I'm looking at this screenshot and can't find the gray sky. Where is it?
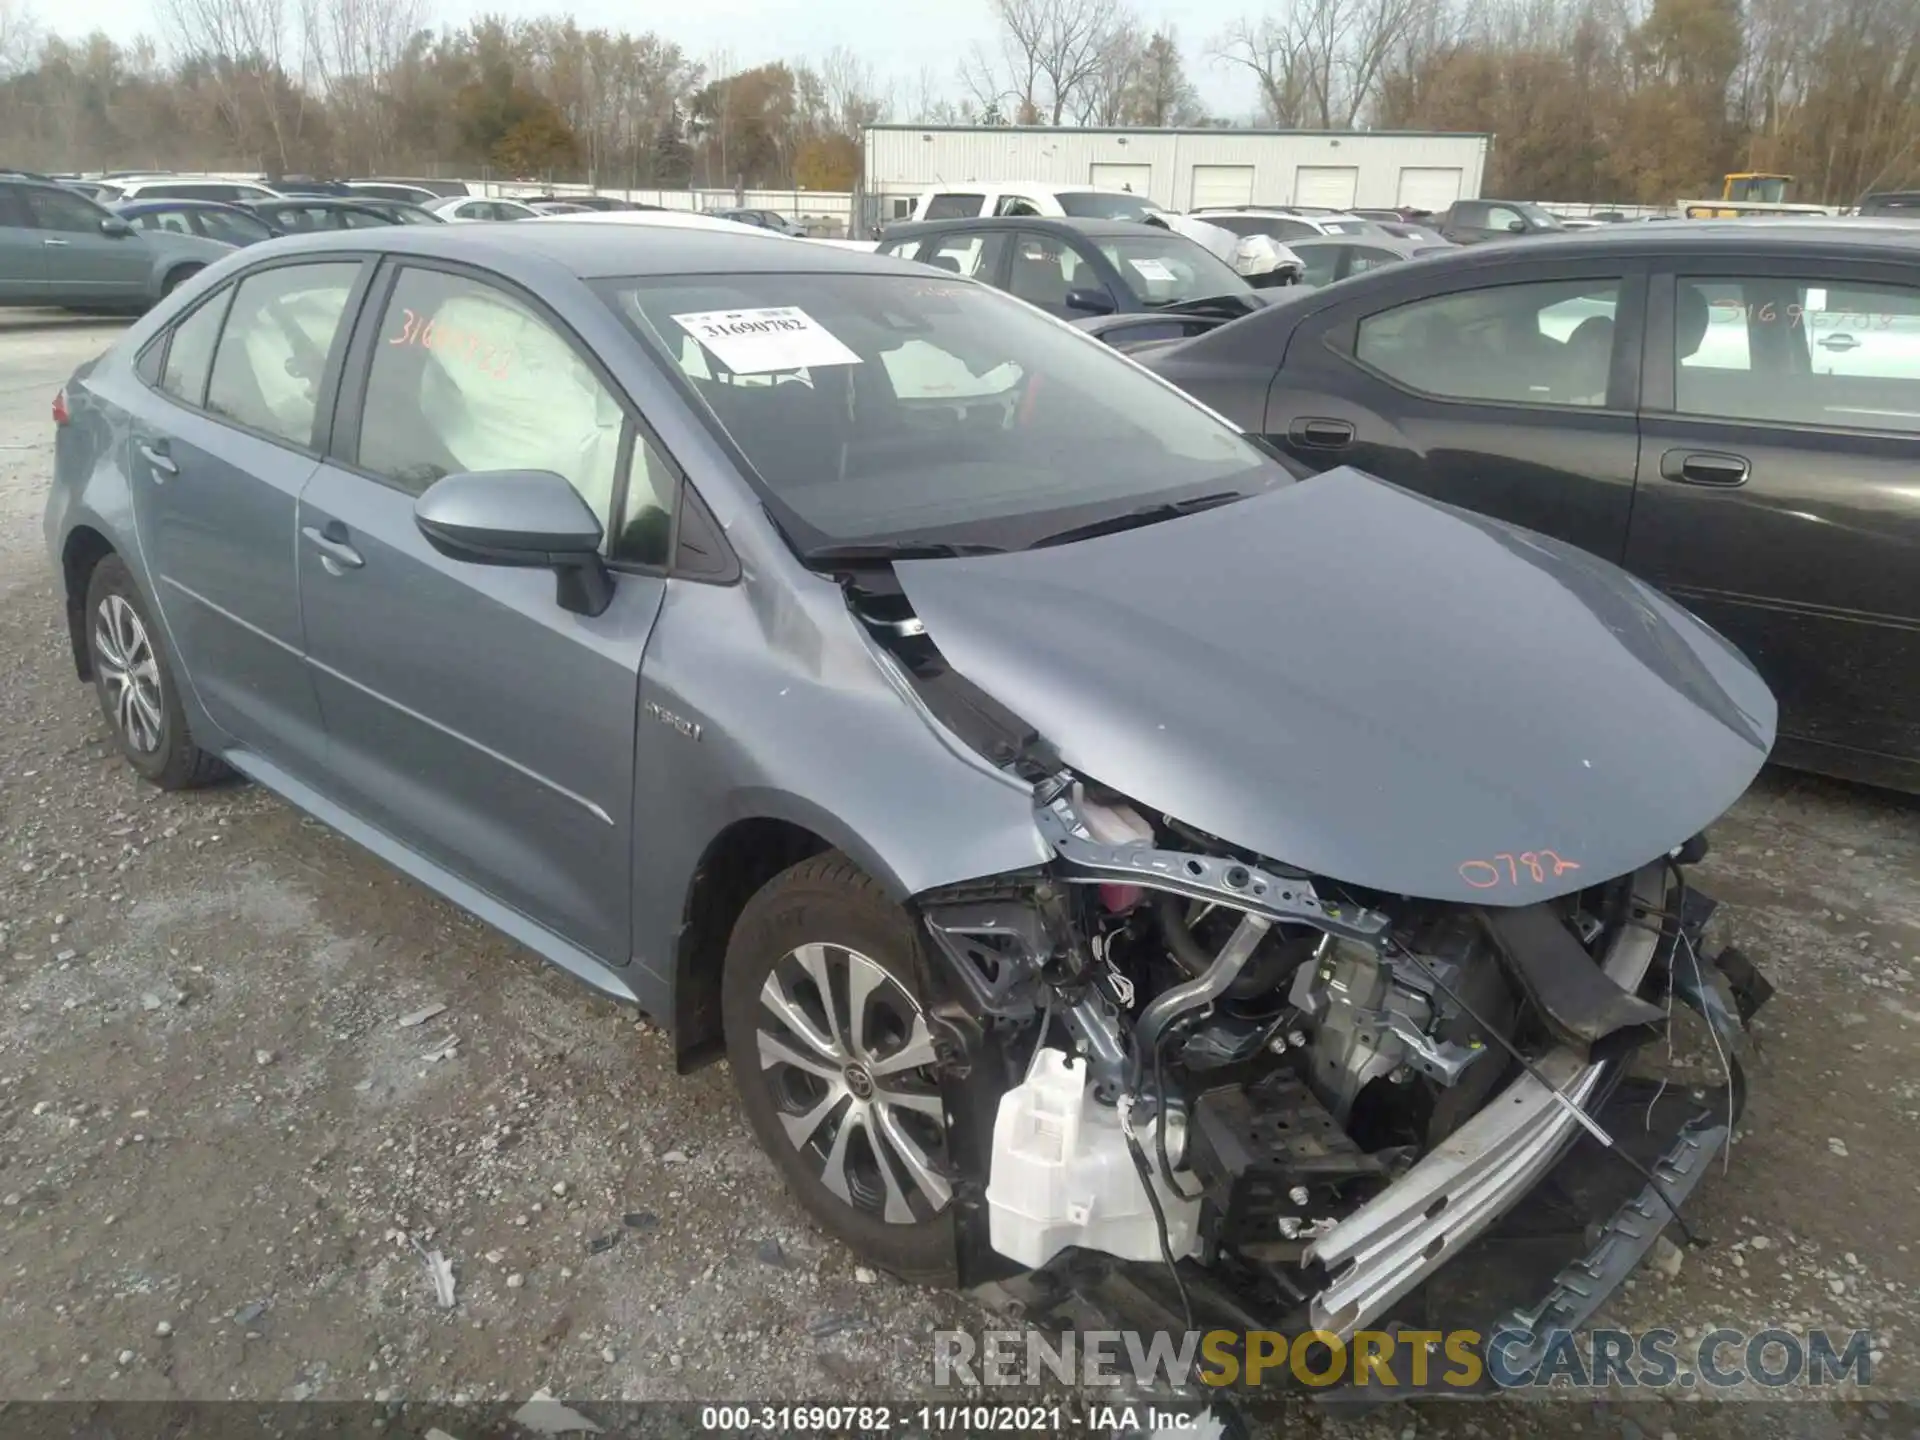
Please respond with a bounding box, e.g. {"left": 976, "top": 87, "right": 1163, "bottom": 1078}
{"left": 40, "top": 0, "right": 1266, "bottom": 118}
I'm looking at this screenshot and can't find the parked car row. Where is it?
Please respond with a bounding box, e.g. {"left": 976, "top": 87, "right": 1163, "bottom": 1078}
{"left": 3, "top": 170, "right": 786, "bottom": 311}
{"left": 1096, "top": 221, "right": 1920, "bottom": 792}
{"left": 2, "top": 171, "right": 233, "bottom": 309}
{"left": 877, "top": 183, "right": 1917, "bottom": 789}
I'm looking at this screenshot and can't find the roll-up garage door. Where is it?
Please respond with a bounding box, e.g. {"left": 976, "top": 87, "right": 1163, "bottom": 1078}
{"left": 1294, "top": 166, "right": 1358, "bottom": 209}
{"left": 1397, "top": 167, "right": 1464, "bottom": 212}
{"left": 1190, "top": 165, "right": 1255, "bottom": 210}
{"left": 1089, "top": 163, "right": 1152, "bottom": 195}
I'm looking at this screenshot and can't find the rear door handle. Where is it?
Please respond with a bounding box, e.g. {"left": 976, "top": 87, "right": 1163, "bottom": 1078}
{"left": 1817, "top": 333, "right": 1860, "bottom": 352}
{"left": 1662, "top": 450, "right": 1750, "bottom": 487}
{"left": 302, "top": 523, "right": 364, "bottom": 572}
{"left": 138, "top": 442, "right": 177, "bottom": 477}
{"left": 1288, "top": 417, "right": 1356, "bottom": 449}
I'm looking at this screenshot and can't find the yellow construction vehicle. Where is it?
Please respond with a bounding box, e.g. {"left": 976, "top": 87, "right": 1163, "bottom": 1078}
{"left": 1680, "top": 173, "right": 1832, "bottom": 219}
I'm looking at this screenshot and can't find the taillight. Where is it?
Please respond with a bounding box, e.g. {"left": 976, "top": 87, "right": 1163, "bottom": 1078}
{"left": 52, "top": 387, "right": 69, "bottom": 427}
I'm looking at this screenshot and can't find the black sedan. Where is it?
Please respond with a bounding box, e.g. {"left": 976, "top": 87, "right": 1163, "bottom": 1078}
{"left": 245, "top": 196, "right": 444, "bottom": 232}
{"left": 876, "top": 216, "right": 1265, "bottom": 328}
{"left": 114, "top": 198, "right": 282, "bottom": 247}
{"left": 1118, "top": 223, "right": 1920, "bottom": 792}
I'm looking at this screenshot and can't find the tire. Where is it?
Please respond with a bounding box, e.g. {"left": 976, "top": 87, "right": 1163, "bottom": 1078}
{"left": 159, "top": 265, "right": 201, "bottom": 300}
{"left": 723, "top": 853, "right": 958, "bottom": 1283}
{"left": 83, "top": 555, "right": 227, "bottom": 790}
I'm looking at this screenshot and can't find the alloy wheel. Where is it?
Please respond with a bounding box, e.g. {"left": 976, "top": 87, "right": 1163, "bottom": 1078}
{"left": 755, "top": 943, "right": 952, "bottom": 1224}
{"left": 94, "top": 594, "right": 165, "bottom": 754}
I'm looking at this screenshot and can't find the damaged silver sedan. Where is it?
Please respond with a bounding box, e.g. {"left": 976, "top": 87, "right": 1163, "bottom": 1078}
{"left": 46, "top": 225, "right": 1776, "bottom": 1382}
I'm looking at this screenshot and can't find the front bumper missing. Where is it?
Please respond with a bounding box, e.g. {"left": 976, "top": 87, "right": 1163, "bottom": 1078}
{"left": 974, "top": 868, "right": 1768, "bottom": 1398}
{"left": 1302, "top": 866, "right": 1668, "bottom": 1339}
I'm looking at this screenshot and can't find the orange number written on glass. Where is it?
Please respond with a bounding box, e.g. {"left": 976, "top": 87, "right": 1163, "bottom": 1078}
{"left": 387, "top": 307, "right": 511, "bottom": 380}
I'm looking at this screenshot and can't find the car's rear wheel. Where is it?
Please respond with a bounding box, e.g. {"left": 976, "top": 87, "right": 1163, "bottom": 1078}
{"left": 159, "top": 265, "right": 201, "bottom": 299}
{"left": 723, "top": 854, "right": 958, "bottom": 1282}
{"left": 84, "top": 556, "right": 226, "bottom": 790}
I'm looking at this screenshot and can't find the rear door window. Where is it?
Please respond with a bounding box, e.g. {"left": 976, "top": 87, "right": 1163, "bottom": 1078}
{"left": 132, "top": 209, "right": 196, "bottom": 237}
{"left": 1357, "top": 278, "right": 1623, "bottom": 406}
{"left": 1346, "top": 245, "right": 1402, "bottom": 276}
{"left": 195, "top": 208, "right": 274, "bottom": 245}
{"left": 205, "top": 262, "right": 361, "bottom": 446}
{"left": 923, "top": 192, "right": 985, "bottom": 220}
{"left": 1675, "top": 275, "right": 1920, "bottom": 433}
{"left": 1294, "top": 244, "right": 1342, "bottom": 287}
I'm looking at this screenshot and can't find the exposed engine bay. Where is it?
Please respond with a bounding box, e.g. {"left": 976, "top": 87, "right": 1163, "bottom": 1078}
{"left": 832, "top": 482, "right": 1778, "bottom": 1384}
{"left": 915, "top": 780, "right": 1769, "bottom": 1359}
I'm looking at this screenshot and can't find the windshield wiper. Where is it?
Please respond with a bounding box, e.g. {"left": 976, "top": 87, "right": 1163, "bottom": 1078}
{"left": 1029, "top": 490, "right": 1247, "bottom": 549}
{"left": 801, "top": 539, "right": 1008, "bottom": 566}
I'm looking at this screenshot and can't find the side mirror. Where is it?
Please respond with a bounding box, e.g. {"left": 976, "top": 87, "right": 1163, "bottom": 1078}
{"left": 1506, "top": 219, "right": 1528, "bottom": 233}
{"left": 414, "top": 470, "right": 614, "bottom": 616}
{"left": 1065, "top": 287, "right": 1116, "bottom": 316}
{"left": 100, "top": 216, "right": 134, "bottom": 237}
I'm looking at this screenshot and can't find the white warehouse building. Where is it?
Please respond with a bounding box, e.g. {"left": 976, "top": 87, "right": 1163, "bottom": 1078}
{"left": 861, "top": 124, "right": 1490, "bottom": 219}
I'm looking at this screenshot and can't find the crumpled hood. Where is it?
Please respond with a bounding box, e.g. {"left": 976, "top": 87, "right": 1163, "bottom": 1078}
{"left": 894, "top": 471, "right": 1776, "bottom": 906}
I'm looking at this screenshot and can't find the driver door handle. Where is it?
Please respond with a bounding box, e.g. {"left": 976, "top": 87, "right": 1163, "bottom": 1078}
{"left": 43, "top": 238, "right": 70, "bottom": 248}
{"left": 138, "top": 442, "right": 177, "bottom": 477}
{"left": 1288, "top": 417, "right": 1355, "bottom": 449}
{"left": 302, "top": 522, "right": 364, "bottom": 572}
{"left": 1662, "top": 449, "right": 1751, "bottom": 487}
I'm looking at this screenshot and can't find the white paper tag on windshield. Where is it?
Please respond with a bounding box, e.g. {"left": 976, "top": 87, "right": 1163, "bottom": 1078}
{"left": 671, "top": 307, "right": 862, "bottom": 374}
{"left": 1128, "top": 258, "right": 1176, "bottom": 282}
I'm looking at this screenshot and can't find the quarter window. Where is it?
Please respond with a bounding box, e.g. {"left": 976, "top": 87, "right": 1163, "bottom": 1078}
{"left": 356, "top": 267, "right": 663, "bottom": 548}
{"left": 160, "top": 288, "right": 233, "bottom": 407}
{"left": 1356, "top": 279, "right": 1622, "bottom": 407}
{"left": 1675, "top": 276, "right": 1920, "bottom": 433}
{"left": 205, "top": 262, "right": 360, "bottom": 446}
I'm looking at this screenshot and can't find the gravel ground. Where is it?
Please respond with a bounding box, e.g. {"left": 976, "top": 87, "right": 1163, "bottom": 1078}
{"left": 1, "top": 312, "right": 1916, "bottom": 1436}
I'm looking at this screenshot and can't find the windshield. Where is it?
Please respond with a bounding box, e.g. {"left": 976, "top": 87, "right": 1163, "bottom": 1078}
{"left": 1057, "top": 191, "right": 1159, "bottom": 221}
{"left": 1093, "top": 233, "right": 1250, "bottom": 305}
{"left": 1515, "top": 203, "right": 1565, "bottom": 228}
{"left": 597, "top": 272, "right": 1287, "bottom": 551}
{"left": 1318, "top": 218, "right": 1373, "bottom": 234}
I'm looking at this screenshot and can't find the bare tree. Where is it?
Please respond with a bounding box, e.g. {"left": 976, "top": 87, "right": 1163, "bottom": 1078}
{"left": 817, "top": 44, "right": 890, "bottom": 134}
{"left": 1217, "top": 12, "right": 1315, "bottom": 124}
{"left": 0, "top": 0, "right": 41, "bottom": 77}
{"left": 159, "top": 0, "right": 308, "bottom": 168}
{"left": 302, "top": 0, "right": 427, "bottom": 169}
{"left": 1220, "top": 0, "right": 1436, "bottom": 128}
{"left": 963, "top": 0, "right": 1138, "bottom": 124}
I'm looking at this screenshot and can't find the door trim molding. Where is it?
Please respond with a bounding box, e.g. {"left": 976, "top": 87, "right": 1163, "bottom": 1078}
{"left": 305, "top": 655, "right": 617, "bottom": 826}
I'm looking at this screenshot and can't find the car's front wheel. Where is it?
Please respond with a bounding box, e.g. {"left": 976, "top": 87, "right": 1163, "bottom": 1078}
{"left": 84, "top": 555, "right": 226, "bottom": 789}
{"left": 723, "top": 854, "right": 958, "bottom": 1282}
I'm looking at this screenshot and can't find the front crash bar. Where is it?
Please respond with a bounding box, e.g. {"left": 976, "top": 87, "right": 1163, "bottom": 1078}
{"left": 1033, "top": 794, "right": 1389, "bottom": 944}
{"left": 1303, "top": 865, "right": 1668, "bottom": 1338}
